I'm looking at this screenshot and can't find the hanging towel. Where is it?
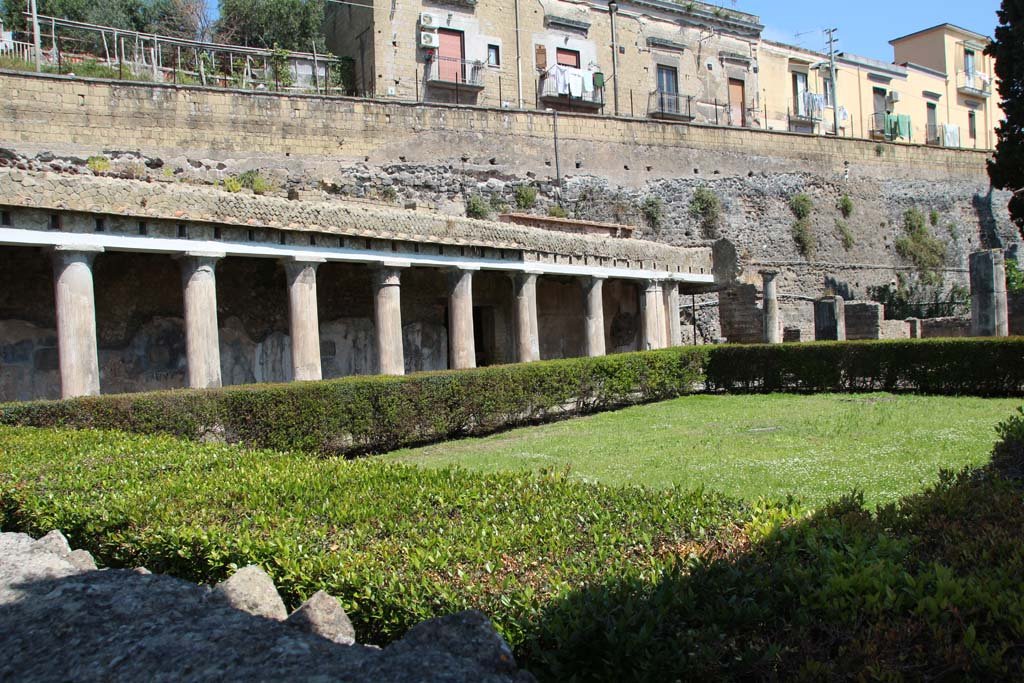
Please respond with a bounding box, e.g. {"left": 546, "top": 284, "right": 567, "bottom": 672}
{"left": 942, "top": 123, "right": 960, "bottom": 148}
{"left": 884, "top": 113, "right": 898, "bottom": 139}
{"left": 552, "top": 65, "right": 569, "bottom": 95}
{"left": 567, "top": 70, "right": 585, "bottom": 98}
{"left": 896, "top": 114, "right": 912, "bottom": 140}
{"left": 838, "top": 106, "right": 849, "bottom": 122}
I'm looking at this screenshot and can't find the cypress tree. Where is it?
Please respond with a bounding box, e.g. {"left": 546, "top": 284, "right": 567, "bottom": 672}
{"left": 987, "top": 0, "right": 1024, "bottom": 237}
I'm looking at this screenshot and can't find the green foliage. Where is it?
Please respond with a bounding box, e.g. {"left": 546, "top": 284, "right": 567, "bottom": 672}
{"left": 332, "top": 55, "right": 357, "bottom": 94}
{"left": 3, "top": 403, "right": 1024, "bottom": 680}
{"left": 546, "top": 205, "right": 568, "bottom": 218}
{"left": 268, "top": 44, "right": 294, "bottom": 88}
{"left": 929, "top": 208, "right": 940, "bottom": 226}
{"left": 465, "top": 194, "right": 490, "bottom": 219}
{"left": 789, "top": 192, "right": 813, "bottom": 219}
{"left": 837, "top": 193, "right": 854, "bottom": 218}
{"left": 379, "top": 186, "right": 398, "bottom": 202}
{"left": 1007, "top": 258, "right": 1024, "bottom": 293}
{"left": 688, "top": 186, "right": 722, "bottom": 238}
{"left": 791, "top": 216, "right": 816, "bottom": 257}
{"left": 222, "top": 176, "right": 243, "bottom": 192}
{"left": 704, "top": 338, "right": 1024, "bottom": 396}
{"left": 895, "top": 208, "right": 947, "bottom": 283}
{"left": 869, "top": 275, "right": 970, "bottom": 319}
{"left": 4, "top": 341, "right": 1024, "bottom": 460}
{"left": 641, "top": 195, "right": 665, "bottom": 234}
{"left": 514, "top": 185, "right": 537, "bottom": 210}
{"left": 836, "top": 219, "right": 854, "bottom": 250}
{"left": 86, "top": 156, "right": 110, "bottom": 173}
{"left": 232, "top": 169, "right": 274, "bottom": 195}
{"left": 216, "top": 0, "right": 327, "bottom": 52}
{"left": 986, "top": 1, "right": 1024, "bottom": 237}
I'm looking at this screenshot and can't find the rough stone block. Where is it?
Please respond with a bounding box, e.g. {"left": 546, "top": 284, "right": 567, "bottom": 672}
{"left": 287, "top": 590, "right": 356, "bottom": 645}
{"left": 213, "top": 565, "right": 288, "bottom": 621}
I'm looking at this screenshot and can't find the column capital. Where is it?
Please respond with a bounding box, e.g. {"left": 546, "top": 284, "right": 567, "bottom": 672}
{"left": 52, "top": 244, "right": 103, "bottom": 267}
{"left": 758, "top": 269, "right": 779, "bottom": 280}
{"left": 283, "top": 255, "right": 327, "bottom": 265}
{"left": 372, "top": 266, "right": 404, "bottom": 288}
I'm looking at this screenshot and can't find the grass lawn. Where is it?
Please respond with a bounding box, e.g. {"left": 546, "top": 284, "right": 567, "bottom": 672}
{"left": 388, "top": 392, "right": 1021, "bottom": 506}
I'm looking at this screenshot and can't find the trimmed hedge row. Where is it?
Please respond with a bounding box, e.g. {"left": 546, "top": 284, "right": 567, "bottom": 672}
{"left": 2, "top": 338, "right": 1022, "bottom": 454}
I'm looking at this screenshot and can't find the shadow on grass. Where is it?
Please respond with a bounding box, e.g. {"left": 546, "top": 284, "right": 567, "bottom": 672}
{"left": 520, "top": 434, "right": 1024, "bottom": 681}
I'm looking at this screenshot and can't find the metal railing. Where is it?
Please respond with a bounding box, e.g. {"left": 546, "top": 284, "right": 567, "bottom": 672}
{"left": 538, "top": 71, "right": 604, "bottom": 106}
{"left": 957, "top": 70, "right": 992, "bottom": 97}
{"left": 925, "top": 123, "right": 942, "bottom": 146}
{"left": 424, "top": 56, "right": 484, "bottom": 87}
{"left": 647, "top": 90, "right": 693, "bottom": 120}
{"left": 869, "top": 112, "right": 892, "bottom": 140}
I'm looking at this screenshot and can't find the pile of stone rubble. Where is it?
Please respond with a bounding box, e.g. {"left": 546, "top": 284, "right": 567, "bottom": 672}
{"left": 0, "top": 529, "right": 534, "bottom": 682}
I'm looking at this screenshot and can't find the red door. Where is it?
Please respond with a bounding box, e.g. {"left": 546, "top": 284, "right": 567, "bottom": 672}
{"left": 729, "top": 79, "right": 745, "bottom": 127}
{"left": 438, "top": 29, "right": 464, "bottom": 82}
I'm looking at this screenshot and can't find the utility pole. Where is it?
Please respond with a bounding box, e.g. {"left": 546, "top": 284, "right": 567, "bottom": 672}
{"left": 825, "top": 28, "right": 839, "bottom": 137}
{"left": 608, "top": 0, "right": 620, "bottom": 116}
{"left": 29, "top": 0, "right": 42, "bottom": 72}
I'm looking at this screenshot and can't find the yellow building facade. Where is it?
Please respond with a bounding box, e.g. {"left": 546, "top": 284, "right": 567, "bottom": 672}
{"left": 325, "top": 3, "right": 1002, "bottom": 151}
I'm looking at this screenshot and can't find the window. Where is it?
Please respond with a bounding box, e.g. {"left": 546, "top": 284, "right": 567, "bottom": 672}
{"left": 1, "top": 210, "right": 10, "bottom": 226}
{"left": 48, "top": 214, "right": 61, "bottom": 231}
{"left": 964, "top": 49, "right": 976, "bottom": 76}
{"left": 138, "top": 221, "right": 147, "bottom": 235}
{"left": 792, "top": 72, "right": 808, "bottom": 116}
{"left": 94, "top": 217, "right": 105, "bottom": 232}
{"left": 656, "top": 64, "right": 678, "bottom": 95}
{"left": 556, "top": 48, "right": 580, "bottom": 68}
{"left": 823, "top": 77, "right": 835, "bottom": 108}
{"left": 178, "top": 223, "right": 188, "bottom": 238}
{"left": 968, "top": 111, "right": 977, "bottom": 140}
{"left": 487, "top": 44, "right": 500, "bottom": 67}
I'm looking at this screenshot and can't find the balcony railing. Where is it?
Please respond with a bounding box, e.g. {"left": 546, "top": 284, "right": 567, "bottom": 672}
{"left": 957, "top": 71, "right": 992, "bottom": 98}
{"left": 925, "top": 123, "right": 942, "bottom": 146}
{"left": 538, "top": 69, "right": 604, "bottom": 109}
{"left": 0, "top": 40, "right": 35, "bottom": 64}
{"left": 647, "top": 90, "right": 694, "bottom": 121}
{"left": 869, "top": 112, "right": 892, "bottom": 141}
{"left": 425, "top": 56, "right": 485, "bottom": 90}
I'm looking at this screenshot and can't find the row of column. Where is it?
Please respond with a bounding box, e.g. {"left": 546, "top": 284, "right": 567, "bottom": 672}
{"left": 50, "top": 247, "right": 686, "bottom": 399}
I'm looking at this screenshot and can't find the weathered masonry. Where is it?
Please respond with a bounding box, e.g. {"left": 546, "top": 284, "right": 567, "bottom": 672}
{"left": 0, "top": 170, "right": 726, "bottom": 401}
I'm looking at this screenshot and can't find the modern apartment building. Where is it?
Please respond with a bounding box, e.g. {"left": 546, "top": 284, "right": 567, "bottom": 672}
{"left": 324, "top": 2, "right": 1002, "bottom": 149}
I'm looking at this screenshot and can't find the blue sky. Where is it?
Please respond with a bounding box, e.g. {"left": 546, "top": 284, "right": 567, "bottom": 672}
{"left": 724, "top": 1, "right": 1002, "bottom": 62}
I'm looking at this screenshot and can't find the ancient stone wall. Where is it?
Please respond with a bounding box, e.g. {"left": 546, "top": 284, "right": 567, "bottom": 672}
{"left": 0, "top": 70, "right": 1018, "bottom": 346}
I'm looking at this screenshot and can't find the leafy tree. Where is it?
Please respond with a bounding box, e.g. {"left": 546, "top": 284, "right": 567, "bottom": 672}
{"left": 987, "top": 0, "right": 1024, "bottom": 237}
{"left": 1, "top": 0, "right": 207, "bottom": 40}
{"left": 215, "top": 0, "right": 325, "bottom": 51}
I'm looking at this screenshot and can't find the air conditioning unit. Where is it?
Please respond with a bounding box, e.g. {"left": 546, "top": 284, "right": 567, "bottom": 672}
{"left": 464, "top": 0, "right": 478, "bottom": 5}
{"left": 420, "top": 31, "right": 439, "bottom": 48}
{"left": 887, "top": 91, "right": 902, "bottom": 103}
{"left": 419, "top": 12, "right": 438, "bottom": 28}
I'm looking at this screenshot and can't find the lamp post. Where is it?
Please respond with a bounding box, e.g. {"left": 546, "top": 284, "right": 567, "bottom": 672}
{"left": 608, "top": 0, "right": 620, "bottom": 116}
{"left": 30, "top": 0, "right": 42, "bottom": 73}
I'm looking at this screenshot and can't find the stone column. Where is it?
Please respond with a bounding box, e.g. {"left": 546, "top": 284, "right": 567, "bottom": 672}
{"left": 373, "top": 265, "right": 405, "bottom": 375}
{"left": 970, "top": 249, "right": 1009, "bottom": 337}
{"left": 663, "top": 281, "right": 682, "bottom": 347}
{"left": 640, "top": 279, "right": 665, "bottom": 350}
{"left": 284, "top": 257, "right": 324, "bottom": 381}
{"left": 52, "top": 246, "right": 103, "bottom": 399}
{"left": 447, "top": 267, "right": 477, "bottom": 370}
{"left": 179, "top": 252, "right": 224, "bottom": 389}
{"left": 511, "top": 271, "right": 540, "bottom": 363}
{"left": 581, "top": 275, "right": 606, "bottom": 357}
{"left": 813, "top": 295, "right": 846, "bottom": 341}
{"left": 761, "top": 270, "right": 781, "bottom": 344}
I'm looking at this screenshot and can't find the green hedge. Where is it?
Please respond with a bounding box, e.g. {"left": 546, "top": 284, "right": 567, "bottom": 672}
{"left": 2, "top": 339, "right": 1022, "bottom": 454}
{"left": 2, "top": 414, "right": 1023, "bottom": 680}
{"left": 0, "top": 348, "right": 708, "bottom": 454}
{"left": 705, "top": 338, "right": 1024, "bottom": 395}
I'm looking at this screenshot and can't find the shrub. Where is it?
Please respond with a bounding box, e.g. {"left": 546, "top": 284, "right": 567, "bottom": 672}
{"left": 514, "top": 185, "right": 537, "bottom": 210}
{"left": 791, "top": 217, "right": 816, "bottom": 257}
{"left": 3, "top": 340, "right": 1023, "bottom": 457}
{"left": 836, "top": 219, "right": 855, "bottom": 250}
{"left": 789, "top": 193, "right": 813, "bottom": 219}
{"left": 222, "top": 176, "right": 243, "bottom": 193}
{"left": 465, "top": 194, "right": 490, "bottom": 219}
{"left": 895, "top": 208, "right": 946, "bottom": 283}
{"left": 547, "top": 205, "right": 568, "bottom": 218}
{"left": 86, "top": 156, "right": 110, "bottom": 174}
{"left": 641, "top": 195, "right": 665, "bottom": 234}
{"left": 689, "top": 186, "right": 722, "bottom": 238}
{"left": 837, "top": 194, "right": 854, "bottom": 218}
{"left": 1007, "top": 258, "right": 1024, "bottom": 293}
{"left": 235, "top": 170, "right": 275, "bottom": 195}
{"left": 3, "top": 401, "right": 1023, "bottom": 680}
{"left": 929, "top": 209, "right": 940, "bottom": 226}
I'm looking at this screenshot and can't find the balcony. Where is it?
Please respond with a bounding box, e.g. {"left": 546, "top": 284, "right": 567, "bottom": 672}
{"left": 957, "top": 71, "right": 992, "bottom": 99}
{"left": 537, "top": 68, "right": 604, "bottom": 112}
{"left": 648, "top": 91, "right": 694, "bottom": 121}
{"left": 869, "top": 112, "right": 892, "bottom": 141}
{"left": 425, "top": 56, "right": 485, "bottom": 92}
{"left": 925, "top": 123, "right": 942, "bottom": 146}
